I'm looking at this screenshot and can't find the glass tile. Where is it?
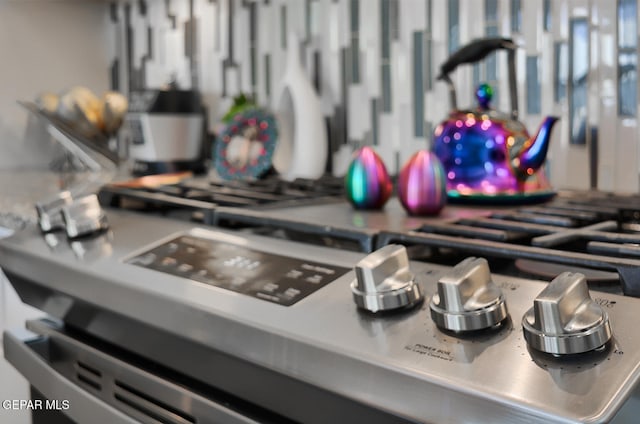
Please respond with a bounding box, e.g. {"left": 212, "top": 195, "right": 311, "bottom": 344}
{"left": 381, "top": 0, "right": 390, "bottom": 59}
{"left": 543, "top": 0, "right": 551, "bottom": 31}
{"left": 554, "top": 42, "right": 568, "bottom": 103}
{"left": 618, "top": 52, "right": 637, "bottom": 116}
{"left": 448, "top": 0, "right": 459, "bottom": 53}
{"left": 382, "top": 63, "right": 392, "bottom": 112}
{"left": 526, "top": 56, "right": 541, "bottom": 114}
{"left": 569, "top": 18, "right": 589, "bottom": 145}
{"left": 473, "top": 63, "right": 481, "bottom": 90}
{"left": 485, "top": 0, "right": 498, "bottom": 21}
{"left": 391, "top": 0, "right": 400, "bottom": 40}
{"left": 425, "top": 38, "right": 433, "bottom": 91}
{"left": 371, "top": 98, "right": 379, "bottom": 145}
{"left": 511, "top": 0, "right": 521, "bottom": 33}
{"left": 264, "top": 54, "right": 271, "bottom": 99}
{"left": 351, "top": 0, "right": 359, "bottom": 32}
{"left": 413, "top": 31, "right": 425, "bottom": 137}
{"left": 618, "top": 0, "right": 637, "bottom": 116}
{"left": 618, "top": 0, "right": 637, "bottom": 49}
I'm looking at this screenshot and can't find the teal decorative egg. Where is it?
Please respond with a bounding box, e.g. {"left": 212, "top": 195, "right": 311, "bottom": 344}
{"left": 345, "top": 146, "right": 392, "bottom": 209}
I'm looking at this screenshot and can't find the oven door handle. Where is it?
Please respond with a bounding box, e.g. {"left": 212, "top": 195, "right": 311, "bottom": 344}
{"left": 3, "top": 328, "right": 138, "bottom": 424}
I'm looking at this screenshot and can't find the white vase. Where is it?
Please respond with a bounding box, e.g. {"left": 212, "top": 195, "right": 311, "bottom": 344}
{"left": 272, "top": 33, "right": 328, "bottom": 181}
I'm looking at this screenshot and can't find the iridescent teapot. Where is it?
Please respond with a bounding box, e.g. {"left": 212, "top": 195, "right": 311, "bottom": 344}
{"left": 432, "top": 38, "right": 558, "bottom": 201}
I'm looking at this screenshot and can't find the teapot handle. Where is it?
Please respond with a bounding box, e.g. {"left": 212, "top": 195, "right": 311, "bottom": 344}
{"left": 437, "top": 37, "right": 515, "bottom": 79}
{"left": 437, "top": 37, "right": 518, "bottom": 119}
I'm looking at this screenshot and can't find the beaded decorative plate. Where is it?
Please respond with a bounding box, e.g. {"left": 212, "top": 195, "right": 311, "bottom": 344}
{"left": 214, "top": 108, "right": 278, "bottom": 180}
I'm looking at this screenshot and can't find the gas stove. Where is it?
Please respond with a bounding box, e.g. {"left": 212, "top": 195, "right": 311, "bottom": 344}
{"left": 101, "top": 177, "right": 640, "bottom": 297}
{"left": 3, "top": 178, "right": 640, "bottom": 423}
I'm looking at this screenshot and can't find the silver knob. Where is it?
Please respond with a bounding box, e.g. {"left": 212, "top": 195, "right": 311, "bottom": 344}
{"left": 36, "top": 191, "right": 72, "bottom": 232}
{"left": 522, "top": 272, "right": 611, "bottom": 355}
{"left": 429, "top": 257, "right": 508, "bottom": 332}
{"left": 351, "top": 245, "right": 423, "bottom": 313}
{"left": 62, "top": 194, "right": 109, "bottom": 239}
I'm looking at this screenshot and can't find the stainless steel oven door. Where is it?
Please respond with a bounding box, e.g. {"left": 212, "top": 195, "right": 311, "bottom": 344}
{"left": 3, "top": 319, "right": 261, "bottom": 424}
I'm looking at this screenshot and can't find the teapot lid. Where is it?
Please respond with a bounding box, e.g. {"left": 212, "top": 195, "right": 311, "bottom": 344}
{"left": 451, "top": 83, "right": 523, "bottom": 130}
{"left": 476, "top": 83, "right": 493, "bottom": 109}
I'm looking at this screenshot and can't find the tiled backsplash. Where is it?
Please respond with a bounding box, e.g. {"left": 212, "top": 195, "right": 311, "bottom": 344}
{"left": 107, "top": 0, "right": 637, "bottom": 191}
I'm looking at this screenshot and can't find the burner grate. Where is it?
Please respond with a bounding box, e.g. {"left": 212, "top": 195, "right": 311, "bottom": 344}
{"left": 98, "top": 175, "right": 366, "bottom": 251}
{"left": 378, "top": 193, "right": 640, "bottom": 297}
{"left": 99, "top": 175, "right": 346, "bottom": 217}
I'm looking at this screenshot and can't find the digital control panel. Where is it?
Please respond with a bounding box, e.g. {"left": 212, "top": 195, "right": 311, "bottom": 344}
{"left": 127, "top": 235, "right": 349, "bottom": 306}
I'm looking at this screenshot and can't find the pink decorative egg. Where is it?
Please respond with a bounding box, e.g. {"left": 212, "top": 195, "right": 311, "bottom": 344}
{"left": 398, "top": 150, "right": 447, "bottom": 215}
{"left": 345, "top": 146, "right": 393, "bottom": 209}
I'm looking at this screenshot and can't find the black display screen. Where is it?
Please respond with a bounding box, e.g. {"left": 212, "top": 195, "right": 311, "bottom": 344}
{"left": 127, "top": 235, "right": 350, "bottom": 306}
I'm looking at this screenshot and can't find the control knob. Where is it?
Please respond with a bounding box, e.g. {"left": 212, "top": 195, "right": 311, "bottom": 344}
{"left": 36, "top": 191, "right": 72, "bottom": 232}
{"left": 351, "top": 245, "right": 423, "bottom": 313}
{"left": 62, "top": 194, "right": 109, "bottom": 239}
{"left": 522, "top": 272, "right": 611, "bottom": 355}
{"left": 429, "top": 257, "right": 508, "bottom": 332}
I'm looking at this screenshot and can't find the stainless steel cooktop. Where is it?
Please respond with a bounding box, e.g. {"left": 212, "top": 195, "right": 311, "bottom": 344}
{"left": 2, "top": 209, "right": 640, "bottom": 423}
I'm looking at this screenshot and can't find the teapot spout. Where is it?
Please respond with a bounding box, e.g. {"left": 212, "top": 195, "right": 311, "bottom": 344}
{"left": 514, "top": 116, "right": 559, "bottom": 177}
